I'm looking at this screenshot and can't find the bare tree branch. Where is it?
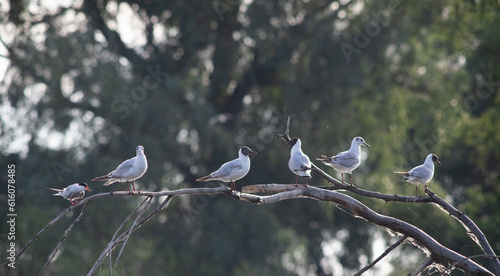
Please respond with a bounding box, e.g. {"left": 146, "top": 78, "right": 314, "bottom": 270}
{"left": 6, "top": 182, "right": 495, "bottom": 275}
{"left": 114, "top": 197, "right": 153, "bottom": 268}
{"left": 7, "top": 166, "right": 497, "bottom": 276}
{"left": 311, "top": 162, "right": 500, "bottom": 273}
{"left": 236, "top": 186, "right": 494, "bottom": 275}
{"left": 5, "top": 207, "right": 73, "bottom": 271}
{"left": 276, "top": 116, "right": 292, "bottom": 142}
{"left": 38, "top": 201, "right": 90, "bottom": 275}
{"left": 6, "top": 186, "right": 229, "bottom": 271}
{"left": 108, "top": 196, "right": 151, "bottom": 274}
{"left": 354, "top": 235, "right": 408, "bottom": 276}
{"left": 428, "top": 196, "right": 500, "bottom": 275}
{"left": 443, "top": 255, "right": 500, "bottom": 275}
{"left": 87, "top": 196, "right": 172, "bottom": 275}
{"left": 409, "top": 256, "right": 434, "bottom": 276}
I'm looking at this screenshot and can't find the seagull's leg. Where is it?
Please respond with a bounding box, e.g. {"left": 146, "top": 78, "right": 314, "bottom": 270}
{"left": 416, "top": 185, "right": 419, "bottom": 197}
{"left": 232, "top": 181, "right": 235, "bottom": 191}
{"left": 296, "top": 175, "right": 299, "bottom": 185}
{"left": 127, "top": 181, "right": 133, "bottom": 194}
{"left": 350, "top": 174, "right": 353, "bottom": 186}
{"left": 132, "top": 180, "right": 136, "bottom": 192}
{"left": 341, "top": 173, "right": 344, "bottom": 184}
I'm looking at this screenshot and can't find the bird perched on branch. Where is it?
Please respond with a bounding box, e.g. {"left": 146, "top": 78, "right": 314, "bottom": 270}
{"left": 47, "top": 182, "right": 92, "bottom": 205}
{"left": 394, "top": 153, "right": 442, "bottom": 196}
{"left": 197, "top": 146, "right": 257, "bottom": 191}
{"left": 285, "top": 137, "right": 312, "bottom": 185}
{"left": 92, "top": 145, "right": 148, "bottom": 193}
{"left": 317, "top": 136, "right": 370, "bottom": 186}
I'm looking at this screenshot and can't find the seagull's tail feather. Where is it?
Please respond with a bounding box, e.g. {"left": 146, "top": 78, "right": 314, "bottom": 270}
{"left": 298, "top": 169, "right": 312, "bottom": 179}
{"left": 393, "top": 172, "right": 410, "bottom": 179}
{"left": 102, "top": 179, "right": 119, "bottom": 186}
{"left": 46, "top": 187, "right": 63, "bottom": 196}
{"left": 316, "top": 155, "right": 331, "bottom": 162}
{"left": 196, "top": 175, "right": 212, "bottom": 182}
{"left": 92, "top": 175, "right": 110, "bottom": 181}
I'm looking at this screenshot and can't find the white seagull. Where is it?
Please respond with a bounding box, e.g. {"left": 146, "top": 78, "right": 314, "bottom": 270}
{"left": 47, "top": 182, "right": 92, "bottom": 205}
{"left": 394, "top": 153, "right": 442, "bottom": 196}
{"left": 92, "top": 145, "right": 148, "bottom": 193}
{"left": 317, "top": 136, "right": 370, "bottom": 186}
{"left": 285, "top": 137, "right": 312, "bottom": 185}
{"left": 197, "top": 146, "right": 257, "bottom": 191}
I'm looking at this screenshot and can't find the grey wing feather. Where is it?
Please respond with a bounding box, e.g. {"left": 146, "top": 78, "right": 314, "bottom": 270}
{"left": 335, "top": 152, "right": 358, "bottom": 167}
{"left": 111, "top": 158, "right": 135, "bottom": 177}
{"left": 408, "top": 165, "right": 429, "bottom": 178}
{"left": 291, "top": 154, "right": 311, "bottom": 171}
{"left": 212, "top": 161, "right": 242, "bottom": 178}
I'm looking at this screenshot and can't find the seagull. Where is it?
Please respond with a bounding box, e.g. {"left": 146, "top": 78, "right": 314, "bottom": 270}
{"left": 92, "top": 145, "right": 148, "bottom": 193}
{"left": 317, "top": 136, "right": 370, "bottom": 186}
{"left": 47, "top": 182, "right": 92, "bottom": 205}
{"left": 285, "top": 137, "right": 312, "bottom": 185}
{"left": 196, "top": 146, "right": 257, "bottom": 191}
{"left": 394, "top": 153, "right": 442, "bottom": 196}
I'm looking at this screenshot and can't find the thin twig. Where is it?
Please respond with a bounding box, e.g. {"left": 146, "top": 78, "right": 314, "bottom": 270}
{"left": 409, "top": 256, "right": 434, "bottom": 276}
{"left": 108, "top": 197, "right": 151, "bottom": 275}
{"left": 276, "top": 116, "right": 291, "bottom": 142}
{"left": 354, "top": 235, "right": 408, "bottom": 276}
{"left": 38, "top": 202, "right": 90, "bottom": 275}
{"left": 87, "top": 196, "right": 172, "bottom": 275}
{"left": 3, "top": 206, "right": 72, "bottom": 274}
{"left": 114, "top": 197, "right": 153, "bottom": 267}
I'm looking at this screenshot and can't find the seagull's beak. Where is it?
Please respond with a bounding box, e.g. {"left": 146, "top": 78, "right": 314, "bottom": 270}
{"left": 250, "top": 151, "right": 257, "bottom": 155}
{"left": 363, "top": 142, "right": 371, "bottom": 148}
{"left": 436, "top": 160, "right": 442, "bottom": 166}
{"left": 86, "top": 187, "right": 92, "bottom": 192}
{"left": 284, "top": 141, "right": 292, "bottom": 146}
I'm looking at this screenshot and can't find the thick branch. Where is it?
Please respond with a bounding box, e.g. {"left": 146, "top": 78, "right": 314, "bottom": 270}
{"left": 428, "top": 196, "right": 500, "bottom": 275}
{"left": 443, "top": 255, "right": 500, "bottom": 275}
{"left": 311, "top": 162, "right": 500, "bottom": 273}
{"left": 237, "top": 186, "right": 493, "bottom": 275}
{"left": 9, "top": 183, "right": 495, "bottom": 275}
